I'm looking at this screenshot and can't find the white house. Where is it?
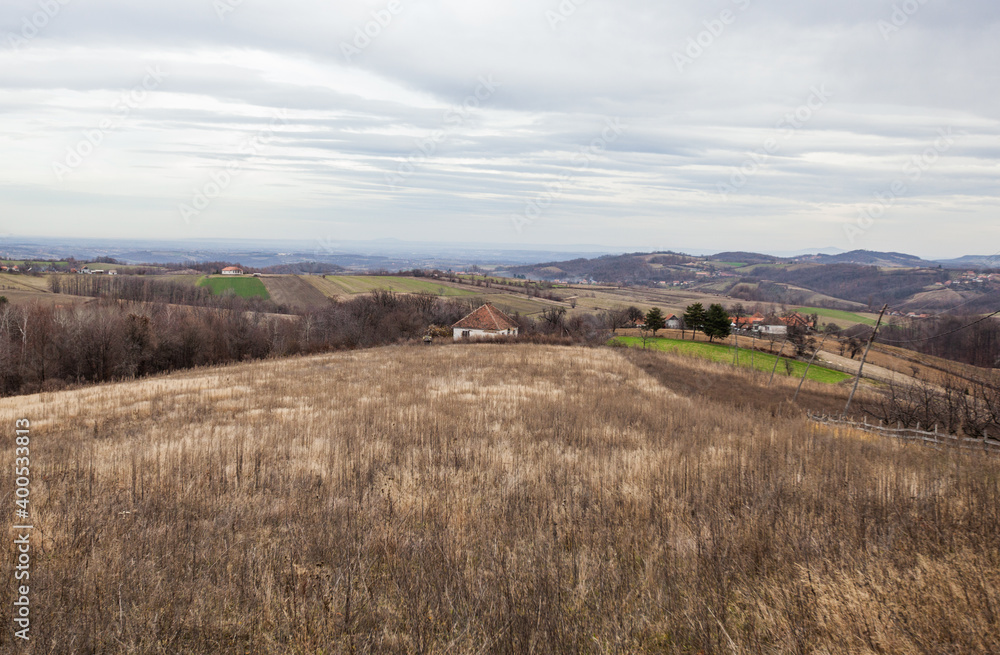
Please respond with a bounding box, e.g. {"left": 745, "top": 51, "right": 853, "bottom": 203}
{"left": 664, "top": 313, "right": 681, "bottom": 329}
{"left": 452, "top": 303, "right": 519, "bottom": 341}
{"left": 759, "top": 324, "right": 788, "bottom": 336}
{"left": 221, "top": 266, "right": 244, "bottom": 276}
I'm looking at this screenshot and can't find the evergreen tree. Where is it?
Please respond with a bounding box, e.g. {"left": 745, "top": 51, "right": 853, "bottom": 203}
{"left": 644, "top": 307, "right": 666, "bottom": 336}
{"left": 702, "top": 303, "right": 732, "bottom": 342}
{"left": 683, "top": 303, "right": 707, "bottom": 340}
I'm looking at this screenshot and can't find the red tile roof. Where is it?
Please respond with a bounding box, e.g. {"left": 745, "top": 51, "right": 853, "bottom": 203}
{"left": 780, "top": 313, "right": 815, "bottom": 328}
{"left": 453, "top": 303, "right": 519, "bottom": 331}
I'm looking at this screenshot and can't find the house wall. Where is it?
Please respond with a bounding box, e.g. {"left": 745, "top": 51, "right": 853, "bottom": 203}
{"left": 759, "top": 325, "right": 788, "bottom": 335}
{"left": 452, "top": 327, "right": 518, "bottom": 341}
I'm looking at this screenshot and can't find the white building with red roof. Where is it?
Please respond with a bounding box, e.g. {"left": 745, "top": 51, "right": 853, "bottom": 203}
{"left": 221, "top": 266, "right": 244, "bottom": 276}
{"left": 452, "top": 303, "right": 519, "bottom": 341}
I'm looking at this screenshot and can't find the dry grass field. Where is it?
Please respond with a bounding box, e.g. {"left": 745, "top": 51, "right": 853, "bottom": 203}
{"left": 2, "top": 345, "right": 999, "bottom": 653}
{"left": 0, "top": 274, "right": 92, "bottom": 307}
{"left": 0, "top": 289, "right": 92, "bottom": 308}
{"left": 259, "top": 276, "right": 332, "bottom": 310}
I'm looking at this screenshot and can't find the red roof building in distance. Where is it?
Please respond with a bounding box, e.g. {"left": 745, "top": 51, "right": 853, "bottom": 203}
{"left": 221, "top": 266, "right": 244, "bottom": 276}
{"left": 452, "top": 303, "right": 519, "bottom": 341}
{"left": 780, "top": 312, "right": 816, "bottom": 330}
{"left": 730, "top": 313, "right": 765, "bottom": 330}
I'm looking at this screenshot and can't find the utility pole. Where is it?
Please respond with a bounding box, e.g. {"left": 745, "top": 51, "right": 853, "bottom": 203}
{"left": 793, "top": 332, "right": 830, "bottom": 403}
{"left": 768, "top": 337, "right": 788, "bottom": 386}
{"left": 843, "top": 304, "right": 888, "bottom": 415}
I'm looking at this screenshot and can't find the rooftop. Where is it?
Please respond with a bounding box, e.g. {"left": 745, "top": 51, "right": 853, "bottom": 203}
{"left": 453, "top": 304, "right": 519, "bottom": 331}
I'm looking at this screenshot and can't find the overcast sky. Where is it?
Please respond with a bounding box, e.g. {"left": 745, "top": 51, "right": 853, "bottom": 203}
{"left": 1, "top": 0, "right": 998, "bottom": 258}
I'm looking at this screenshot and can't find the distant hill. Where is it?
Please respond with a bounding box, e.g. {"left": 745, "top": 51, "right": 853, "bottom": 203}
{"left": 507, "top": 252, "right": 699, "bottom": 285}
{"left": 709, "top": 252, "right": 785, "bottom": 265}
{"left": 794, "top": 250, "right": 936, "bottom": 268}
{"left": 935, "top": 255, "right": 1000, "bottom": 270}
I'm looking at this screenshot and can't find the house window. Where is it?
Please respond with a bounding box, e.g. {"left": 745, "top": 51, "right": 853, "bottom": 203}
{"left": 462, "top": 330, "right": 471, "bottom": 338}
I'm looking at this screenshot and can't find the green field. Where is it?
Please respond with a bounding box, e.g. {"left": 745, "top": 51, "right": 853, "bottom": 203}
{"left": 795, "top": 307, "right": 877, "bottom": 326}
{"left": 323, "top": 275, "right": 480, "bottom": 297}
{"left": 611, "top": 336, "right": 851, "bottom": 384}
{"left": 197, "top": 276, "right": 270, "bottom": 299}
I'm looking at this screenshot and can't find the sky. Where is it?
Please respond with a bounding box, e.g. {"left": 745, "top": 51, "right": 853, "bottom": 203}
{"left": 0, "top": 0, "right": 998, "bottom": 259}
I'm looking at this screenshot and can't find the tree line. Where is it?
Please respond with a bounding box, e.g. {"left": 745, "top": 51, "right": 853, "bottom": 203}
{"left": 50, "top": 274, "right": 288, "bottom": 314}
{"left": 0, "top": 289, "right": 610, "bottom": 398}
{"left": 862, "top": 376, "right": 1000, "bottom": 439}
{"left": 0, "top": 292, "right": 456, "bottom": 396}
{"left": 877, "top": 314, "right": 1000, "bottom": 368}
{"left": 603, "top": 303, "right": 733, "bottom": 342}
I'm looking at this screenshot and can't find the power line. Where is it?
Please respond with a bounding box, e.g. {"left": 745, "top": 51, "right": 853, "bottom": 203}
{"left": 877, "top": 309, "right": 1000, "bottom": 344}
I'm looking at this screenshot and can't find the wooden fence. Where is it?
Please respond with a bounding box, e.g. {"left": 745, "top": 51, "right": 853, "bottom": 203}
{"left": 807, "top": 413, "right": 1000, "bottom": 455}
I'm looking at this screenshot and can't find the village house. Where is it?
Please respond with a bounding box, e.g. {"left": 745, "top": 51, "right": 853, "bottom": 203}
{"left": 730, "top": 313, "right": 765, "bottom": 331}
{"left": 758, "top": 323, "right": 788, "bottom": 336}
{"left": 664, "top": 313, "right": 681, "bottom": 329}
{"left": 780, "top": 312, "right": 816, "bottom": 330}
{"left": 221, "top": 266, "right": 244, "bottom": 276}
{"left": 452, "top": 303, "right": 519, "bottom": 341}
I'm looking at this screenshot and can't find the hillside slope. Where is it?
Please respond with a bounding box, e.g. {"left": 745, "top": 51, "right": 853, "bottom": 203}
{"left": 1, "top": 345, "right": 998, "bottom": 653}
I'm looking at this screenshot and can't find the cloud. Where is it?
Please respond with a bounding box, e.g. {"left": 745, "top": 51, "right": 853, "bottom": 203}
{"left": 0, "top": 0, "right": 997, "bottom": 257}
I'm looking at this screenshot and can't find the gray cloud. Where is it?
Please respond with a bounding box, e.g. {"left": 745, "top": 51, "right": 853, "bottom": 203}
{"left": 0, "top": 0, "right": 998, "bottom": 257}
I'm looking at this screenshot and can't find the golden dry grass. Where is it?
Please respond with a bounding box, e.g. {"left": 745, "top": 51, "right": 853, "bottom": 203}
{"left": 1, "top": 344, "right": 998, "bottom": 653}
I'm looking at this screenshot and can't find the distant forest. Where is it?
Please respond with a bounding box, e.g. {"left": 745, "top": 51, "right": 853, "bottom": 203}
{"left": 767, "top": 265, "right": 950, "bottom": 308}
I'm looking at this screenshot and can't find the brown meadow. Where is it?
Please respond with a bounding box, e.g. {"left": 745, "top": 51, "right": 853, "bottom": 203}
{"left": 1, "top": 344, "right": 998, "bottom": 653}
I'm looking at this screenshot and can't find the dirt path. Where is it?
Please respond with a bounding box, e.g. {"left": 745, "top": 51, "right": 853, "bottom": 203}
{"left": 816, "top": 350, "right": 927, "bottom": 387}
